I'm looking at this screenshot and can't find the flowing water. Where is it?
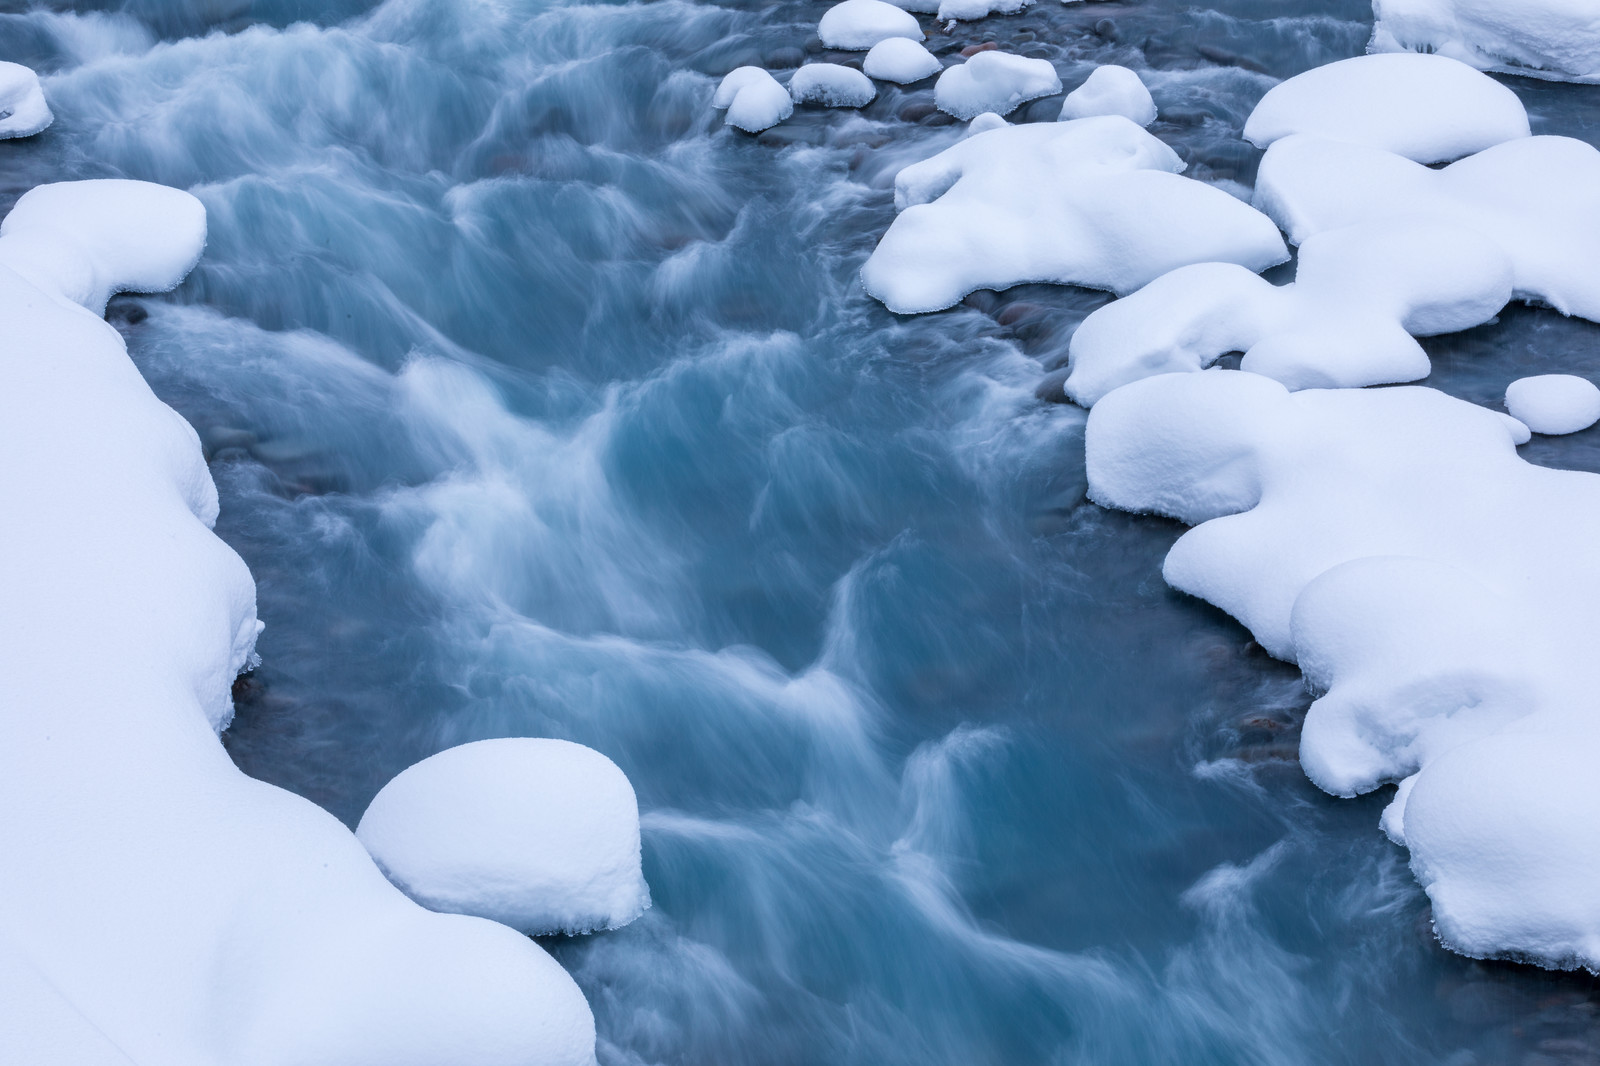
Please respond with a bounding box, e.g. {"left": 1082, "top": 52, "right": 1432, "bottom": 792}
{"left": 4, "top": 0, "right": 1600, "bottom": 1062}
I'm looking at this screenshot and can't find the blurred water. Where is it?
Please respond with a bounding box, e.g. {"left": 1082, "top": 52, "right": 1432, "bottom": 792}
{"left": 5, "top": 0, "right": 1600, "bottom": 1062}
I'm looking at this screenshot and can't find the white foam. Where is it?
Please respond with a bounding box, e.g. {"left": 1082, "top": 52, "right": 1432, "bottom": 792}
{"left": 861, "top": 116, "right": 1288, "bottom": 313}
{"left": 1058, "top": 65, "right": 1156, "bottom": 126}
{"left": 789, "top": 63, "right": 876, "bottom": 107}
{"left": 1371, "top": 0, "right": 1600, "bottom": 84}
{"left": 712, "top": 66, "right": 793, "bottom": 132}
{"left": 818, "top": 0, "right": 924, "bottom": 51}
{"left": 1505, "top": 374, "right": 1600, "bottom": 435}
{"left": 934, "top": 50, "right": 1060, "bottom": 119}
{"left": 0, "top": 61, "right": 52, "bottom": 139}
{"left": 863, "top": 37, "right": 942, "bottom": 84}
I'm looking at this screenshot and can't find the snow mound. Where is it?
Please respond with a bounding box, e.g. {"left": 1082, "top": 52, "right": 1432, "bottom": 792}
{"left": 0, "top": 61, "right": 52, "bottom": 139}
{"left": 0, "top": 181, "right": 599, "bottom": 1064}
{"left": 861, "top": 116, "right": 1288, "bottom": 313}
{"left": 818, "top": 0, "right": 923, "bottom": 51}
{"left": 712, "top": 67, "right": 793, "bottom": 132}
{"left": 934, "top": 50, "right": 1061, "bottom": 119}
{"left": 0, "top": 180, "right": 207, "bottom": 316}
{"left": 1506, "top": 374, "right": 1600, "bottom": 435}
{"left": 358, "top": 739, "right": 650, "bottom": 937}
{"left": 863, "top": 37, "right": 942, "bottom": 83}
{"left": 789, "top": 63, "right": 876, "bottom": 107}
{"left": 1059, "top": 65, "right": 1156, "bottom": 126}
{"left": 1371, "top": 0, "right": 1600, "bottom": 84}
{"left": 1087, "top": 368, "right": 1600, "bottom": 970}
{"left": 1064, "top": 222, "right": 1513, "bottom": 404}
{"left": 1243, "top": 53, "right": 1530, "bottom": 164}
{"left": 936, "top": 0, "right": 1035, "bottom": 23}
{"left": 1256, "top": 134, "right": 1600, "bottom": 322}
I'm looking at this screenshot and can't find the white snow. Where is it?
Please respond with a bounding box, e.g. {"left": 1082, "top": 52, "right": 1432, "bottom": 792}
{"left": 1255, "top": 133, "right": 1600, "bottom": 322}
{"left": 1371, "top": 0, "right": 1600, "bottom": 84}
{"left": 935, "top": 0, "right": 1034, "bottom": 23}
{"left": 789, "top": 63, "right": 877, "bottom": 108}
{"left": 863, "top": 37, "right": 943, "bottom": 84}
{"left": 0, "top": 61, "right": 51, "bottom": 140}
{"left": 1243, "top": 53, "right": 1530, "bottom": 164}
{"left": 818, "top": 0, "right": 924, "bottom": 51}
{"left": 1058, "top": 65, "right": 1156, "bottom": 126}
{"left": 934, "top": 50, "right": 1061, "bottom": 119}
{"left": 0, "top": 180, "right": 600, "bottom": 1065}
{"left": 1505, "top": 374, "right": 1600, "bottom": 435}
{"left": 712, "top": 66, "right": 793, "bottom": 132}
{"left": 1087, "top": 368, "right": 1600, "bottom": 970}
{"left": 1063, "top": 222, "right": 1513, "bottom": 404}
{"left": 358, "top": 738, "right": 650, "bottom": 937}
{"left": 861, "top": 116, "right": 1288, "bottom": 313}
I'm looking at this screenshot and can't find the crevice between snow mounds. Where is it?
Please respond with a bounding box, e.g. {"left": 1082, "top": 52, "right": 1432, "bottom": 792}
{"left": 0, "top": 179, "right": 611, "bottom": 1066}
{"left": 1085, "top": 370, "right": 1600, "bottom": 972}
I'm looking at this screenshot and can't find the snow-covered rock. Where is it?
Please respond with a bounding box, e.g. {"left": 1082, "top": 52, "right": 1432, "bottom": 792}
{"left": 0, "top": 180, "right": 599, "bottom": 1065}
{"left": 1372, "top": 0, "right": 1600, "bottom": 84}
{"left": 712, "top": 67, "right": 793, "bottom": 132}
{"left": 789, "top": 63, "right": 876, "bottom": 107}
{"left": 818, "top": 0, "right": 924, "bottom": 51}
{"left": 935, "top": 0, "right": 1034, "bottom": 23}
{"left": 1063, "top": 222, "right": 1514, "bottom": 404}
{"left": 934, "top": 50, "right": 1061, "bottom": 119}
{"left": 1243, "top": 53, "right": 1530, "bottom": 164}
{"left": 1086, "top": 368, "right": 1600, "bottom": 970}
{"left": 1059, "top": 65, "right": 1156, "bottom": 126}
{"left": 1256, "top": 134, "right": 1600, "bottom": 322}
{"left": 861, "top": 116, "right": 1288, "bottom": 313}
{"left": 1506, "top": 374, "right": 1600, "bottom": 435}
{"left": 358, "top": 738, "right": 650, "bottom": 937}
{"left": 863, "top": 37, "right": 942, "bottom": 83}
{"left": 0, "top": 61, "right": 51, "bottom": 139}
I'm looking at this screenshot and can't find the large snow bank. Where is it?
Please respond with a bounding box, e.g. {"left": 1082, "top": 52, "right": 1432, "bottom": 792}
{"left": 1505, "top": 374, "right": 1600, "bottom": 435}
{"left": 1063, "top": 222, "right": 1513, "bottom": 404}
{"left": 861, "top": 116, "right": 1288, "bottom": 313}
{"left": 1085, "top": 369, "right": 1600, "bottom": 970}
{"left": 1255, "top": 133, "right": 1600, "bottom": 322}
{"left": 0, "top": 180, "right": 599, "bottom": 1065}
{"left": 1371, "top": 0, "right": 1600, "bottom": 84}
{"left": 789, "top": 63, "right": 877, "bottom": 108}
{"left": 934, "top": 50, "right": 1061, "bottom": 119}
{"left": 713, "top": 67, "right": 793, "bottom": 132}
{"left": 1243, "top": 53, "right": 1529, "bottom": 164}
{"left": 1059, "top": 65, "right": 1156, "bottom": 126}
{"left": 358, "top": 738, "right": 650, "bottom": 936}
{"left": 0, "top": 60, "right": 52, "bottom": 139}
{"left": 818, "top": 0, "right": 924, "bottom": 51}
{"left": 863, "top": 37, "right": 942, "bottom": 83}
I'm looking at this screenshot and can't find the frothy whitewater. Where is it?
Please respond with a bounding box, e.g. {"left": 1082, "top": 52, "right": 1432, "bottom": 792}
{"left": 5, "top": 0, "right": 1600, "bottom": 1062}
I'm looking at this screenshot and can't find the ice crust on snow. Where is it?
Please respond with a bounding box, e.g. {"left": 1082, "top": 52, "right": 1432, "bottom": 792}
{"left": 1058, "top": 65, "right": 1156, "bottom": 126}
{"left": 1063, "top": 222, "right": 1513, "bottom": 404}
{"left": 358, "top": 738, "right": 651, "bottom": 937}
{"left": 789, "top": 63, "right": 877, "bottom": 107}
{"left": 1505, "top": 375, "right": 1600, "bottom": 435}
{"left": 0, "top": 60, "right": 52, "bottom": 139}
{"left": 713, "top": 66, "right": 793, "bottom": 132}
{"left": 863, "top": 37, "right": 943, "bottom": 83}
{"left": 1243, "top": 53, "right": 1530, "bottom": 164}
{"left": 1086, "top": 369, "right": 1600, "bottom": 970}
{"left": 1371, "top": 0, "right": 1600, "bottom": 84}
{"left": 934, "top": 50, "right": 1061, "bottom": 119}
{"left": 818, "top": 0, "right": 924, "bottom": 51}
{"left": 1256, "top": 133, "right": 1600, "bottom": 322}
{"left": 861, "top": 116, "right": 1288, "bottom": 313}
{"left": 0, "top": 180, "right": 600, "bottom": 1065}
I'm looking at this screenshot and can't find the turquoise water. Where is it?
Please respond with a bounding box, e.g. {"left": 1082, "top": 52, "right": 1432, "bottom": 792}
{"left": 4, "top": 0, "right": 1600, "bottom": 1061}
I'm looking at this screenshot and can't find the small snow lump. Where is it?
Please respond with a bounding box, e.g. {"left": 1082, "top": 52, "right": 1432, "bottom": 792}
{"left": 789, "top": 64, "right": 876, "bottom": 107}
{"left": 863, "top": 37, "right": 942, "bottom": 84}
{"left": 818, "top": 0, "right": 923, "bottom": 51}
{"left": 1059, "top": 65, "right": 1156, "bottom": 126}
{"left": 0, "top": 61, "right": 51, "bottom": 139}
{"left": 712, "top": 67, "right": 794, "bottom": 132}
{"left": 1505, "top": 374, "right": 1600, "bottom": 435}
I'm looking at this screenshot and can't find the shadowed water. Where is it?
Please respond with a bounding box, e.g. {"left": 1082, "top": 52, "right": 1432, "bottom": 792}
{"left": 4, "top": 0, "right": 1600, "bottom": 1062}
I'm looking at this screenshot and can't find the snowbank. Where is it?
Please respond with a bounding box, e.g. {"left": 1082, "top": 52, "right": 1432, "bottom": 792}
{"left": 0, "top": 180, "right": 598, "bottom": 1065}
{"left": 1086, "top": 369, "right": 1600, "bottom": 970}
{"left": 1371, "top": 0, "right": 1600, "bottom": 84}
{"left": 1255, "top": 133, "right": 1600, "bottom": 322}
{"left": 713, "top": 67, "right": 793, "bottom": 132}
{"left": 358, "top": 738, "right": 650, "bottom": 936}
{"left": 0, "top": 61, "right": 51, "bottom": 140}
{"left": 863, "top": 37, "right": 942, "bottom": 83}
{"left": 1063, "top": 222, "right": 1513, "bottom": 404}
{"left": 818, "top": 0, "right": 924, "bottom": 51}
{"left": 1243, "top": 53, "right": 1530, "bottom": 164}
{"left": 1506, "top": 374, "right": 1600, "bottom": 435}
{"left": 934, "top": 50, "right": 1061, "bottom": 119}
{"left": 789, "top": 63, "right": 877, "bottom": 107}
{"left": 935, "top": 0, "right": 1034, "bottom": 23}
{"left": 861, "top": 116, "right": 1288, "bottom": 313}
{"left": 1059, "top": 65, "right": 1156, "bottom": 126}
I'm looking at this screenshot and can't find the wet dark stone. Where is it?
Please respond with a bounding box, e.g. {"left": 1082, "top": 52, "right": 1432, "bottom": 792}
{"left": 1195, "top": 44, "right": 1270, "bottom": 74}
{"left": 1159, "top": 108, "right": 1210, "bottom": 127}
{"left": 766, "top": 46, "right": 804, "bottom": 69}
{"left": 961, "top": 41, "right": 999, "bottom": 57}
{"left": 803, "top": 35, "right": 825, "bottom": 53}
{"left": 962, "top": 289, "right": 1003, "bottom": 314}
{"left": 1093, "top": 18, "right": 1118, "bottom": 41}
{"left": 898, "top": 102, "right": 938, "bottom": 122}
{"left": 1034, "top": 366, "right": 1071, "bottom": 404}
